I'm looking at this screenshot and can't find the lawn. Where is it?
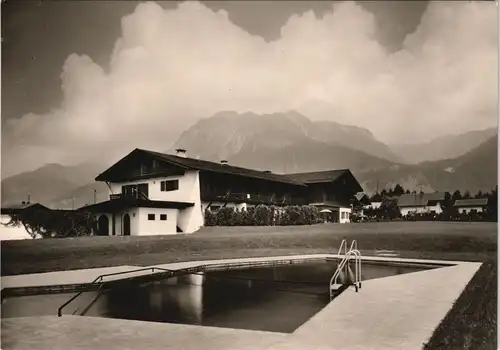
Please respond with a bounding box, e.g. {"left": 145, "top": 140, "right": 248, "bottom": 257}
{"left": 424, "top": 256, "right": 497, "bottom": 350}
{"left": 1, "top": 221, "right": 496, "bottom": 276}
{"left": 1, "top": 221, "right": 497, "bottom": 349}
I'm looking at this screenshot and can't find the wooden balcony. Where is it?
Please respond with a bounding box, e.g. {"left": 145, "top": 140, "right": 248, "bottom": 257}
{"left": 109, "top": 192, "right": 149, "bottom": 200}
{"left": 201, "top": 192, "right": 305, "bottom": 206}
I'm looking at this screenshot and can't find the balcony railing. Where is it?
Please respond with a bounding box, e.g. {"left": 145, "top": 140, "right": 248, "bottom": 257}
{"left": 109, "top": 192, "right": 149, "bottom": 201}
{"left": 202, "top": 192, "right": 305, "bottom": 206}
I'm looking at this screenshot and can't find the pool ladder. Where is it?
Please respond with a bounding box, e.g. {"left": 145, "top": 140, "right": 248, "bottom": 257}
{"left": 329, "top": 239, "right": 362, "bottom": 300}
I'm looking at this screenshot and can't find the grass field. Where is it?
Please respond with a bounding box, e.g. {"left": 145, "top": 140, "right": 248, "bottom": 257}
{"left": 1, "top": 221, "right": 497, "bottom": 349}
{"left": 1, "top": 221, "right": 496, "bottom": 276}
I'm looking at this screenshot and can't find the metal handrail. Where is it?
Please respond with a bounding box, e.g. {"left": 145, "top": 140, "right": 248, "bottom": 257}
{"left": 330, "top": 249, "right": 361, "bottom": 288}
{"left": 329, "top": 250, "right": 361, "bottom": 299}
{"left": 57, "top": 266, "right": 176, "bottom": 317}
{"left": 334, "top": 249, "right": 361, "bottom": 286}
{"left": 338, "top": 239, "right": 357, "bottom": 256}
{"left": 330, "top": 240, "right": 362, "bottom": 300}
{"left": 338, "top": 239, "right": 348, "bottom": 255}
{"left": 350, "top": 240, "right": 357, "bottom": 252}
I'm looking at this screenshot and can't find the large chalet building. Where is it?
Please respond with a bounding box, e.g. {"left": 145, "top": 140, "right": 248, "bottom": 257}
{"left": 79, "top": 148, "right": 363, "bottom": 236}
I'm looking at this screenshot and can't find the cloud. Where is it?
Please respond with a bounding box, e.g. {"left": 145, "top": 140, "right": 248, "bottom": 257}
{"left": 2, "top": 1, "right": 497, "bottom": 176}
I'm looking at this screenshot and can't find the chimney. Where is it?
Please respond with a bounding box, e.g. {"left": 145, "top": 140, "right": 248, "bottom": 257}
{"left": 220, "top": 160, "right": 228, "bottom": 165}
{"left": 175, "top": 148, "right": 187, "bottom": 158}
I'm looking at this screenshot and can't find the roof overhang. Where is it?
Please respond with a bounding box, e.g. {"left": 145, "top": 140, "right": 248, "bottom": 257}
{"left": 95, "top": 149, "right": 190, "bottom": 182}
{"left": 78, "top": 198, "right": 194, "bottom": 214}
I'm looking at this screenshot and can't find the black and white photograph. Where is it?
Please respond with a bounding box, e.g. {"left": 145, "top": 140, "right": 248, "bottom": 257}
{"left": 1, "top": 1, "right": 498, "bottom": 349}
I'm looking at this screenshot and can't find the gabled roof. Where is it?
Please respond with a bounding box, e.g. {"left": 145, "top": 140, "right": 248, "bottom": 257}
{"left": 96, "top": 148, "right": 306, "bottom": 186}
{"left": 454, "top": 198, "right": 489, "bottom": 207}
{"left": 354, "top": 192, "right": 372, "bottom": 203}
{"left": 1, "top": 203, "right": 50, "bottom": 215}
{"left": 397, "top": 193, "right": 446, "bottom": 207}
{"left": 284, "top": 169, "right": 349, "bottom": 184}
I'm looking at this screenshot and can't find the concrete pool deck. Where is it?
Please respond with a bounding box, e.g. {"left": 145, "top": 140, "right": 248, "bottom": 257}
{"left": 1, "top": 255, "right": 481, "bottom": 350}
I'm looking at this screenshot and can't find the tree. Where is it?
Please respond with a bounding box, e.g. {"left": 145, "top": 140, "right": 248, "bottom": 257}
{"left": 393, "top": 184, "right": 405, "bottom": 196}
{"left": 452, "top": 190, "right": 462, "bottom": 202}
{"left": 1, "top": 209, "right": 97, "bottom": 238}
{"left": 370, "top": 192, "right": 382, "bottom": 202}
{"left": 486, "top": 186, "right": 498, "bottom": 221}
{"left": 443, "top": 192, "right": 453, "bottom": 207}
{"left": 474, "top": 190, "right": 484, "bottom": 198}
{"left": 405, "top": 189, "right": 411, "bottom": 194}
{"left": 463, "top": 190, "right": 471, "bottom": 199}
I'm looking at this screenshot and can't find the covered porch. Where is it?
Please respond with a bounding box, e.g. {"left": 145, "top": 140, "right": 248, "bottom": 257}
{"left": 78, "top": 198, "right": 194, "bottom": 236}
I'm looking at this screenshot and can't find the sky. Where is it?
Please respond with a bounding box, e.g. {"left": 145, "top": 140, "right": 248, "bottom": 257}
{"left": 1, "top": 1, "right": 498, "bottom": 178}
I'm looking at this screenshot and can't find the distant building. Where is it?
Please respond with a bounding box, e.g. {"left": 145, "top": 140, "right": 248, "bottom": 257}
{"left": 454, "top": 198, "right": 489, "bottom": 214}
{"left": 397, "top": 192, "right": 446, "bottom": 216}
{"left": 286, "top": 170, "right": 363, "bottom": 224}
{"left": 0, "top": 202, "right": 50, "bottom": 240}
{"left": 353, "top": 192, "right": 371, "bottom": 217}
{"left": 80, "top": 148, "right": 363, "bottom": 236}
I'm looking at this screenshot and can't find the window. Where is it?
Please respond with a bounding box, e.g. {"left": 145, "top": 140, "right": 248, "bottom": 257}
{"left": 148, "top": 214, "right": 155, "bottom": 220}
{"left": 160, "top": 214, "right": 167, "bottom": 221}
{"left": 161, "top": 180, "right": 179, "bottom": 192}
{"left": 122, "top": 183, "right": 149, "bottom": 198}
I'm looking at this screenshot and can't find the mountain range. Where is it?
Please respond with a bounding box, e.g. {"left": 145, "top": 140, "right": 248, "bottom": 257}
{"left": 1, "top": 111, "right": 497, "bottom": 209}
{"left": 390, "top": 127, "right": 498, "bottom": 164}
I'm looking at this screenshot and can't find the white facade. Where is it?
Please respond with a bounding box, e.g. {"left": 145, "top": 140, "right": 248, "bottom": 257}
{"left": 102, "top": 170, "right": 203, "bottom": 235}
{"left": 457, "top": 206, "right": 484, "bottom": 214}
{"left": 137, "top": 207, "right": 179, "bottom": 235}
{"left": 339, "top": 207, "right": 352, "bottom": 224}
{"left": 399, "top": 202, "right": 443, "bottom": 216}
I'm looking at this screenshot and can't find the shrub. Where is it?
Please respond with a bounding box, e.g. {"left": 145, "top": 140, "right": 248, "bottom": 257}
{"left": 243, "top": 207, "right": 256, "bottom": 226}
{"left": 215, "top": 207, "right": 235, "bottom": 226}
{"left": 204, "top": 209, "right": 217, "bottom": 226}
{"left": 232, "top": 208, "right": 244, "bottom": 226}
{"left": 202, "top": 204, "right": 323, "bottom": 226}
{"left": 253, "top": 204, "right": 272, "bottom": 226}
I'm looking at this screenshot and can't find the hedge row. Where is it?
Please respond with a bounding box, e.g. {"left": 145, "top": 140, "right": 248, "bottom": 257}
{"left": 204, "top": 205, "right": 323, "bottom": 226}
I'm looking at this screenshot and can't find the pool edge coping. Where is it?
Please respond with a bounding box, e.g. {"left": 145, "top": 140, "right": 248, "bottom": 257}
{"left": 1, "top": 254, "right": 477, "bottom": 297}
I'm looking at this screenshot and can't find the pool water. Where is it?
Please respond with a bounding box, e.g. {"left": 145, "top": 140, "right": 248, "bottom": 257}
{"left": 2, "top": 260, "right": 439, "bottom": 333}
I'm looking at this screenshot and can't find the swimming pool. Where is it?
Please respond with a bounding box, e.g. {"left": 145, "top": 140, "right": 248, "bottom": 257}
{"left": 2, "top": 260, "right": 443, "bottom": 333}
